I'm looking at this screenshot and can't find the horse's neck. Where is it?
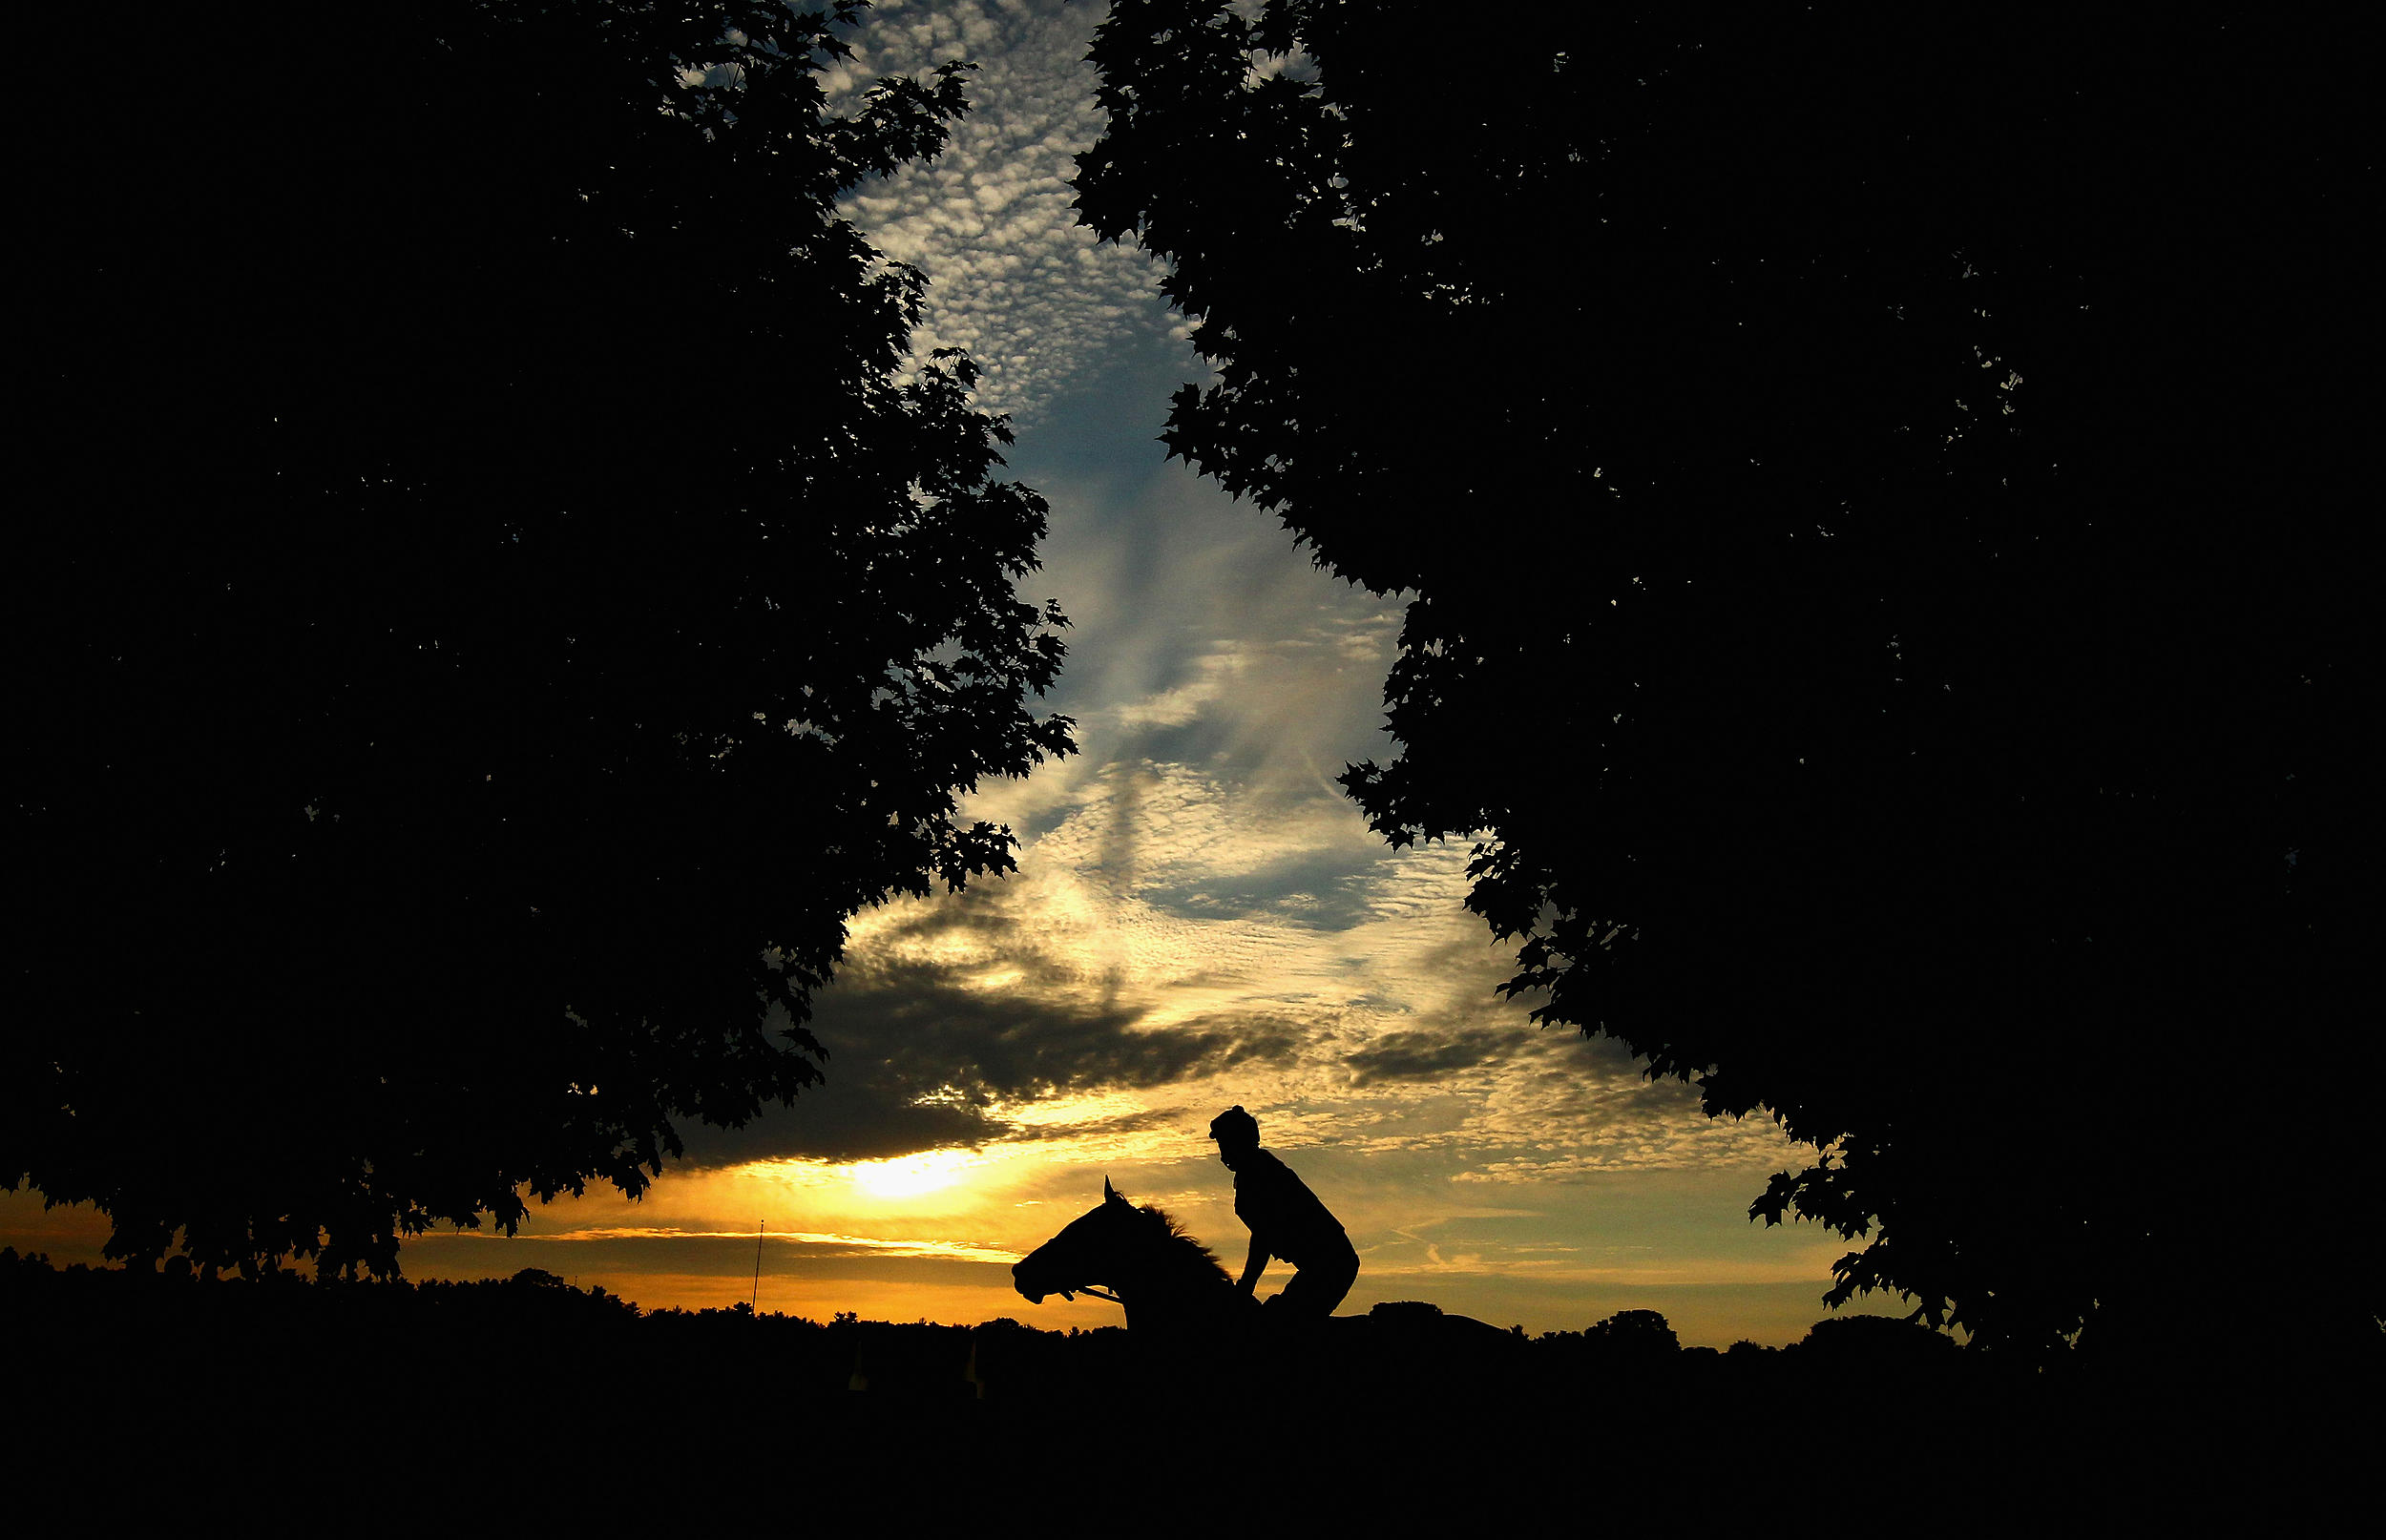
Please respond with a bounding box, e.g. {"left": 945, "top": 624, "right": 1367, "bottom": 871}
{"left": 1116, "top": 1236, "right": 1237, "bottom": 1329}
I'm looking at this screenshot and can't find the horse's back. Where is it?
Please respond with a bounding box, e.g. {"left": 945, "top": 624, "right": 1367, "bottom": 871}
{"left": 1350, "top": 1300, "right": 1519, "bottom": 1351}
{"left": 1270, "top": 1301, "right": 1528, "bottom": 1406}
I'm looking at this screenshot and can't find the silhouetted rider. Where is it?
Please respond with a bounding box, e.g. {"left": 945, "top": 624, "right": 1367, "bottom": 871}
{"left": 1209, "top": 1105, "right": 1359, "bottom": 1319}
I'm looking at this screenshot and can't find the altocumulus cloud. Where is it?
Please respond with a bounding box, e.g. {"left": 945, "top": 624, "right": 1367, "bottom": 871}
{"left": 833, "top": 0, "right": 1183, "bottom": 425}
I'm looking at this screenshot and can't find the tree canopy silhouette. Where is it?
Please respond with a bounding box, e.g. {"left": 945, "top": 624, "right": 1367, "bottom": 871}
{"left": 1078, "top": 1, "right": 2370, "bottom": 1359}
{"left": 9, "top": 1, "right": 1073, "bottom": 1277}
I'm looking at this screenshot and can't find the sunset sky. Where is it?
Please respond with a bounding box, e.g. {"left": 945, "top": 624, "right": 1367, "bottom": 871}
{"left": 2, "top": 1, "right": 1900, "bottom": 1347}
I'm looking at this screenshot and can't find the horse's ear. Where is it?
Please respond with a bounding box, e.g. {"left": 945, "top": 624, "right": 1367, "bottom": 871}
{"left": 1104, "top": 1176, "right": 1120, "bottom": 1203}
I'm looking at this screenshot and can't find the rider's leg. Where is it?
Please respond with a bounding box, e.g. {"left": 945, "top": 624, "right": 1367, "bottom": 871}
{"left": 1277, "top": 1240, "right": 1359, "bottom": 1318}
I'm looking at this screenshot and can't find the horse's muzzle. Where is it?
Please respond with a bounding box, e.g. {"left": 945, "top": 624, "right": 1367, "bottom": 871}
{"left": 1013, "top": 1260, "right": 1080, "bottom": 1306}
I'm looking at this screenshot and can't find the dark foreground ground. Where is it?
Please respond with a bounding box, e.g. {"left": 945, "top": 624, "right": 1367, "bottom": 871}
{"left": 6, "top": 1251, "right": 2368, "bottom": 1527}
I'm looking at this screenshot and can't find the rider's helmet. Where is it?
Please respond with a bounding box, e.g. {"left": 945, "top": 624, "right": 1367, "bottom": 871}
{"left": 1208, "top": 1105, "right": 1259, "bottom": 1147}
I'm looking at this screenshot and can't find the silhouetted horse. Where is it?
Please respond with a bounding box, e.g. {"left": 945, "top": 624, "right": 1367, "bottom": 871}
{"left": 1007, "top": 1180, "right": 1519, "bottom": 1405}
{"left": 1013, "top": 1178, "right": 1251, "bottom": 1334}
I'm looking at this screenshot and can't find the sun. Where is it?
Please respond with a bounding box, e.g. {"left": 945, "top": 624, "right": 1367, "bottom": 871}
{"left": 847, "top": 1149, "right": 976, "bottom": 1200}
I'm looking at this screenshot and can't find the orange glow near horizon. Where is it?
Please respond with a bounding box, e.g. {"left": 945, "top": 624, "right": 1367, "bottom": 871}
{"left": 1, "top": 1176, "right": 1894, "bottom": 1348}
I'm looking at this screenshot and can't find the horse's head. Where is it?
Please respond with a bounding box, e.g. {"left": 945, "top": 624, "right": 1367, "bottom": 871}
{"left": 1013, "top": 1178, "right": 1163, "bottom": 1305}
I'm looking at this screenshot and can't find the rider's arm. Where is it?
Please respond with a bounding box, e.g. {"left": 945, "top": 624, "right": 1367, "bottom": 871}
{"left": 1238, "top": 1234, "right": 1267, "bottom": 1294}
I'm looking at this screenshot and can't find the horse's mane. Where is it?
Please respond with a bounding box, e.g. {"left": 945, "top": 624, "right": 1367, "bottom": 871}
{"left": 1133, "top": 1199, "right": 1231, "bottom": 1284}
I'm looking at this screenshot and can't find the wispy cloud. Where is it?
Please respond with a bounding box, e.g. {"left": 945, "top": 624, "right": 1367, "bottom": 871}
{"left": 477, "top": 1225, "right": 1022, "bottom": 1266}
{"left": 692, "top": 537, "right": 1794, "bottom": 1186}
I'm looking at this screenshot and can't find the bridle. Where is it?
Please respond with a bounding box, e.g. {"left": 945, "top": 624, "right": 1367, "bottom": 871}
{"left": 1063, "top": 1284, "right": 1125, "bottom": 1305}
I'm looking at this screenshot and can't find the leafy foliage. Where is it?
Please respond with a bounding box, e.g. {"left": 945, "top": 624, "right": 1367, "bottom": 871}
{"left": 8, "top": 2, "right": 1072, "bottom": 1277}
{"left": 1583, "top": 1309, "right": 1680, "bottom": 1360}
{"left": 1079, "top": 2, "right": 2370, "bottom": 1357}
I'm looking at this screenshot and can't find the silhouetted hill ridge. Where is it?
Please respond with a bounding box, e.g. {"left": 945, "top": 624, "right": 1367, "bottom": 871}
{"left": 6, "top": 1250, "right": 2365, "bottom": 1520}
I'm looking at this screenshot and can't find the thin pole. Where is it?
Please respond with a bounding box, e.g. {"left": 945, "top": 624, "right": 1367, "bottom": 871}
{"left": 751, "top": 1217, "right": 764, "bottom": 1313}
